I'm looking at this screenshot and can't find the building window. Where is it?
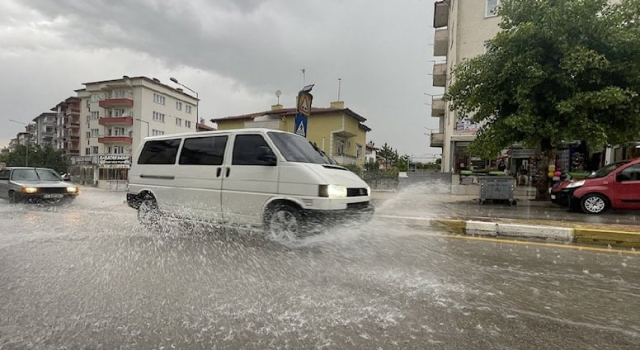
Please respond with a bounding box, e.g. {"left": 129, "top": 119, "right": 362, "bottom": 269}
{"left": 176, "top": 101, "right": 182, "bottom": 111}
{"left": 486, "top": 0, "right": 499, "bottom": 17}
{"left": 186, "top": 105, "right": 192, "bottom": 114}
{"left": 90, "top": 94, "right": 100, "bottom": 102}
{"left": 91, "top": 129, "right": 99, "bottom": 138}
{"left": 91, "top": 111, "right": 99, "bottom": 120}
{"left": 85, "top": 147, "right": 90, "bottom": 155}
{"left": 175, "top": 118, "right": 182, "bottom": 126}
{"left": 356, "top": 144, "right": 363, "bottom": 159}
{"left": 111, "top": 109, "right": 126, "bottom": 117}
{"left": 86, "top": 131, "right": 91, "bottom": 139}
{"left": 92, "top": 146, "right": 99, "bottom": 154}
{"left": 337, "top": 140, "right": 345, "bottom": 155}
{"left": 152, "top": 111, "right": 165, "bottom": 122}
{"left": 152, "top": 129, "right": 165, "bottom": 136}
{"left": 113, "top": 90, "right": 126, "bottom": 98}
{"left": 185, "top": 120, "right": 192, "bottom": 128}
{"left": 108, "top": 127, "right": 126, "bottom": 136}
{"left": 112, "top": 146, "right": 125, "bottom": 154}
{"left": 153, "top": 93, "right": 166, "bottom": 105}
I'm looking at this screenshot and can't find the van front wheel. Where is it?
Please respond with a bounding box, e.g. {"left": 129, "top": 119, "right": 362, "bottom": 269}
{"left": 138, "top": 196, "right": 160, "bottom": 228}
{"left": 264, "top": 203, "right": 303, "bottom": 243}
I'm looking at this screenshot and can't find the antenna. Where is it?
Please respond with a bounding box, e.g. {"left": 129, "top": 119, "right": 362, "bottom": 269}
{"left": 337, "top": 78, "right": 342, "bottom": 101}
{"left": 275, "top": 90, "right": 282, "bottom": 104}
{"left": 301, "top": 68, "right": 306, "bottom": 87}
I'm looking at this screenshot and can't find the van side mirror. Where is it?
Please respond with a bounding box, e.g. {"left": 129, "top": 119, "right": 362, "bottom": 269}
{"left": 257, "top": 146, "right": 277, "bottom": 166}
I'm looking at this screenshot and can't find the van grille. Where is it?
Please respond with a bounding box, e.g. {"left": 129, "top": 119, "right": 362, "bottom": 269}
{"left": 347, "top": 188, "right": 368, "bottom": 197}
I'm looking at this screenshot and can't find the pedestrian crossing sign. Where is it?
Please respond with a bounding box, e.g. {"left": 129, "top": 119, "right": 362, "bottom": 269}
{"left": 294, "top": 113, "right": 307, "bottom": 138}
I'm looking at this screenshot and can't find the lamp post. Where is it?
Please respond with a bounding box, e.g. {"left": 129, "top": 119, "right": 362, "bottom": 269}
{"left": 169, "top": 77, "right": 199, "bottom": 130}
{"left": 9, "top": 119, "right": 31, "bottom": 166}
{"left": 135, "top": 119, "right": 150, "bottom": 137}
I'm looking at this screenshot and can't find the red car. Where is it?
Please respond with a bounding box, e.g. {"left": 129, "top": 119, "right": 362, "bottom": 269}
{"left": 551, "top": 158, "right": 640, "bottom": 214}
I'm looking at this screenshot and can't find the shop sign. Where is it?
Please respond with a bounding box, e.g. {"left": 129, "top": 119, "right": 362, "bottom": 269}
{"left": 454, "top": 118, "right": 480, "bottom": 135}
{"left": 511, "top": 149, "right": 535, "bottom": 159}
{"left": 99, "top": 154, "right": 131, "bottom": 165}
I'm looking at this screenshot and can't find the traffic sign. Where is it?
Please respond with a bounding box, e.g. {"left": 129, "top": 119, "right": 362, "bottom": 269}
{"left": 294, "top": 113, "right": 307, "bottom": 138}
{"left": 297, "top": 92, "right": 313, "bottom": 117}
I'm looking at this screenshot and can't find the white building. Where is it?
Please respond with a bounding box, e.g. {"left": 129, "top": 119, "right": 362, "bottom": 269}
{"left": 32, "top": 112, "right": 58, "bottom": 148}
{"left": 75, "top": 76, "right": 198, "bottom": 189}
{"left": 430, "top": 0, "right": 501, "bottom": 174}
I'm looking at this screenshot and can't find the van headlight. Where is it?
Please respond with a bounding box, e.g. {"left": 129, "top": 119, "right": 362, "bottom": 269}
{"left": 319, "top": 184, "right": 347, "bottom": 198}
{"left": 566, "top": 180, "right": 585, "bottom": 189}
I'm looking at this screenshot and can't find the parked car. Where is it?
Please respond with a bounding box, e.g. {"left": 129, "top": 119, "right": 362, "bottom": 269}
{"left": 0, "top": 167, "right": 80, "bottom": 204}
{"left": 551, "top": 158, "right": 640, "bottom": 214}
{"left": 126, "top": 128, "right": 374, "bottom": 241}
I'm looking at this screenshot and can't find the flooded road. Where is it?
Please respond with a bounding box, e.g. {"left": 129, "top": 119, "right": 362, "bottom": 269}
{"left": 0, "top": 189, "right": 639, "bottom": 349}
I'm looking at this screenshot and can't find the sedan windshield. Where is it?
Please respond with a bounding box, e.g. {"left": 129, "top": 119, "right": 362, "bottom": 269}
{"left": 589, "top": 161, "right": 629, "bottom": 178}
{"left": 268, "top": 132, "right": 335, "bottom": 164}
{"left": 12, "top": 169, "right": 61, "bottom": 181}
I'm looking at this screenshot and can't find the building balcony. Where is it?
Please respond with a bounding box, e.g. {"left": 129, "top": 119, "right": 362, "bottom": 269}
{"left": 433, "top": 63, "right": 446, "bottom": 87}
{"left": 68, "top": 107, "right": 81, "bottom": 115}
{"left": 99, "top": 98, "right": 134, "bottom": 108}
{"left": 434, "top": 28, "right": 448, "bottom": 57}
{"left": 98, "top": 136, "right": 133, "bottom": 144}
{"left": 332, "top": 154, "right": 358, "bottom": 165}
{"left": 68, "top": 149, "right": 80, "bottom": 156}
{"left": 430, "top": 132, "right": 444, "bottom": 148}
{"left": 98, "top": 116, "right": 134, "bottom": 126}
{"left": 432, "top": 98, "right": 445, "bottom": 117}
{"left": 65, "top": 121, "right": 81, "bottom": 129}
{"left": 433, "top": 1, "right": 449, "bottom": 28}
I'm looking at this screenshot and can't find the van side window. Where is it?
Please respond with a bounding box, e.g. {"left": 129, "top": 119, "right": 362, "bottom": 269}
{"left": 179, "top": 136, "right": 228, "bottom": 165}
{"left": 0, "top": 170, "right": 8, "bottom": 180}
{"left": 138, "top": 139, "right": 181, "bottom": 165}
{"left": 617, "top": 165, "right": 640, "bottom": 182}
{"left": 232, "top": 135, "right": 272, "bottom": 166}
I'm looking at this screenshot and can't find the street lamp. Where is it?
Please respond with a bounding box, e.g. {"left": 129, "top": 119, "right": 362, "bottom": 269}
{"left": 135, "top": 119, "right": 150, "bottom": 137}
{"left": 170, "top": 77, "right": 199, "bottom": 130}
{"left": 9, "top": 119, "right": 31, "bottom": 166}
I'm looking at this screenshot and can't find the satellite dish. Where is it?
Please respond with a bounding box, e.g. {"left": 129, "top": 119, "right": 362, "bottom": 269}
{"left": 275, "top": 90, "right": 282, "bottom": 104}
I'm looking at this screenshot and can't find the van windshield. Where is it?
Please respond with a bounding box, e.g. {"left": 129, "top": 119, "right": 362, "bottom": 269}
{"left": 589, "top": 161, "right": 629, "bottom": 179}
{"left": 268, "top": 132, "right": 335, "bottom": 164}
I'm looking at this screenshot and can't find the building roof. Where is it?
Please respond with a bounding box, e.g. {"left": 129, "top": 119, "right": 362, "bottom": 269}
{"left": 211, "top": 107, "right": 372, "bottom": 131}
{"left": 50, "top": 96, "right": 80, "bottom": 111}
{"left": 77, "top": 76, "right": 199, "bottom": 101}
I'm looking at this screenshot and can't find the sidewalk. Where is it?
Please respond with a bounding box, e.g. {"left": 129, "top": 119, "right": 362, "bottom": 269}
{"left": 371, "top": 189, "right": 640, "bottom": 249}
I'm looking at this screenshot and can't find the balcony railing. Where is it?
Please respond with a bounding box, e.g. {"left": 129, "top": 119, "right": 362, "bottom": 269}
{"left": 432, "top": 98, "right": 445, "bottom": 117}
{"left": 433, "top": 63, "right": 446, "bottom": 87}
{"left": 430, "top": 132, "right": 444, "bottom": 148}
{"left": 99, "top": 98, "right": 134, "bottom": 108}
{"left": 434, "top": 28, "right": 448, "bottom": 57}
{"left": 98, "top": 136, "right": 133, "bottom": 144}
{"left": 98, "top": 116, "right": 134, "bottom": 126}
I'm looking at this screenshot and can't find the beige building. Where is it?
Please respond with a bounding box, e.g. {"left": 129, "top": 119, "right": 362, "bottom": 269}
{"left": 431, "top": 0, "right": 501, "bottom": 173}
{"left": 212, "top": 101, "right": 371, "bottom": 166}
{"left": 74, "top": 76, "right": 198, "bottom": 189}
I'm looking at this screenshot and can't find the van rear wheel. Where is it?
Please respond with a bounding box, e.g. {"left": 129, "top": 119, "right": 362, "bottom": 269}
{"left": 264, "top": 203, "right": 303, "bottom": 243}
{"left": 138, "top": 196, "right": 160, "bottom": 228}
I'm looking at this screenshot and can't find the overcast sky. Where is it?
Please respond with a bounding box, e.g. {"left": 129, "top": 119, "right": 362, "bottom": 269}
{"left": 0, "top": 0, "right": 442, "bottom": 161}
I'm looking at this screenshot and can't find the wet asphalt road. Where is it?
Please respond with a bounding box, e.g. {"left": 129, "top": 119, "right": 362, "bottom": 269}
{"left": 0, "top": 189, "right": 639, "bottom": 349}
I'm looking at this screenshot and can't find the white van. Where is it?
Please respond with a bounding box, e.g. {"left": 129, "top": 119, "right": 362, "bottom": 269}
{"left": 127, "top": 128, "right": 374, "bottom": 240}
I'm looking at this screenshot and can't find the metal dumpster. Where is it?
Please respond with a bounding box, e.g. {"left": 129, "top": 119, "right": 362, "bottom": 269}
{"left": 478, "top": 176, "right": 516, "bottom": 205}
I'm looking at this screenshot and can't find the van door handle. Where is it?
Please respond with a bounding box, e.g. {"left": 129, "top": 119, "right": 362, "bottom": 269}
{"left": 226, "top": 168, "right": 230, "bottom": 177}
{"left": 216, "top": 168, "right": 222, "bottom": 178}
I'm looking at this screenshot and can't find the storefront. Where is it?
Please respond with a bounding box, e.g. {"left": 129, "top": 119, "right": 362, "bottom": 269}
{"left": 98, "top": 154, "right": 131, "bottom": 191}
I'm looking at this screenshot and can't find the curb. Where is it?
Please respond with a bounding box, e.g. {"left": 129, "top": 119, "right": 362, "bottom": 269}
{"left": 430, "top": 218, "right": 640, "bottom": 248}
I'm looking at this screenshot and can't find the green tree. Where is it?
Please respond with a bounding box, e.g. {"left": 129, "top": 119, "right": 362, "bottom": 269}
{"left": 377, "top": 143, "right": 398, "bottom": 169}
{"left": 1, "top": 145, "right": 69, "bottom": 174}
{"left": 444, "top": 0, "right": 640, "bottom": 199}
{"left": 396, "top": 154, "right": 411, "bottom": 172}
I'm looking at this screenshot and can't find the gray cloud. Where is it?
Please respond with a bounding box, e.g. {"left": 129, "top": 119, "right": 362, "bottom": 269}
{"left": 1, "top": 0, "right": 442, "bottom": 159}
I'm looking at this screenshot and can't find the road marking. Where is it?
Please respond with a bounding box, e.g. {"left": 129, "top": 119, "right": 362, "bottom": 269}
{"left": 419, "top": 231, "right": 640, "bottom": 255}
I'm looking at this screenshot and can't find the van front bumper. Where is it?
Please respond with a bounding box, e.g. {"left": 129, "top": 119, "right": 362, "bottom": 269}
{"left": 301, "top": 201, "right": 374, "bottom": 226}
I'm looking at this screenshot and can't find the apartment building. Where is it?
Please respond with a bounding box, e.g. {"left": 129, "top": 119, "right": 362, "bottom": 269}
{"left": 430, "top": 0, "right": 501, "bottom": 173}
{"left": 32, "top": 112, "right": 58, "bottom": 147}
{"left": 51, "top": 97, "right": 81, "bottom": 156}
{"left": 74, "top": 76, "right": 198, "bottom": 189}
{"left": 212, "top": 101, "right": 371, "bottom": 166}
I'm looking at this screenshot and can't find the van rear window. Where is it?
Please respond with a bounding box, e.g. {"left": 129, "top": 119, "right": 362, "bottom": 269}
{"left": 138, "top": 139, "right": 181, "bottom": 165}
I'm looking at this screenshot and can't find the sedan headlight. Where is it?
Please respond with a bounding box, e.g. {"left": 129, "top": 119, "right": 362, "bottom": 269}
{"left": 566, "top": 180, "right": 585, "bottom": 189}
{"left": 22, "top": 187, "right": 38, "bottom": 194}
{"left": 66, "top": 187, "right": 78, "bottom": 193}
{"left": 319, "top": 184, "right": 348, "bottom": 198}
